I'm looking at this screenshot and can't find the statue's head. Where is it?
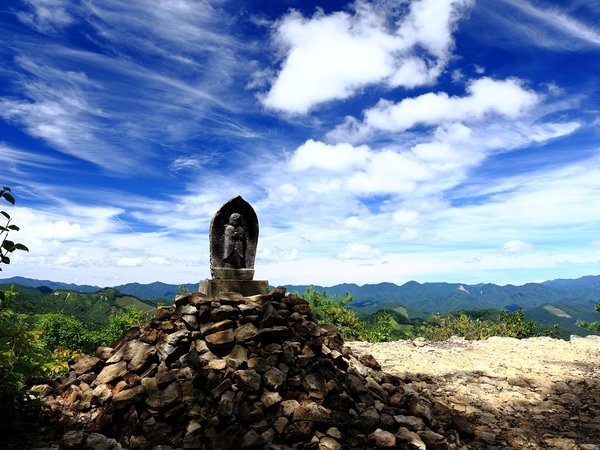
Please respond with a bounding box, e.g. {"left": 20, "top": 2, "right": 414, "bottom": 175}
{"left": 228, "top": 212, "right": 242, "bottom": 226}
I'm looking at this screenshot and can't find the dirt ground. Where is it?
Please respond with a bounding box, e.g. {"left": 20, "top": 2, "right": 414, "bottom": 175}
{"left": 348, "top": 335, "right": 600, "bottom": 449}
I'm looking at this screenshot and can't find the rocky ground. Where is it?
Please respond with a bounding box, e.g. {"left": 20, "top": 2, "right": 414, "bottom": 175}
{"left": 348, "top": 335, "right": 600, "bottom": 449}
{"left": 8, "top": 289, "right": 599, "bottom": 449}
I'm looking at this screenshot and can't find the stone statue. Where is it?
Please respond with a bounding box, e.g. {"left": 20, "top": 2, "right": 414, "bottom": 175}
{"left": 223, "top": 213, "right": 246, "bottom": 269}
{"left": 200, "top": 196, "right": 268, "bottom": 297}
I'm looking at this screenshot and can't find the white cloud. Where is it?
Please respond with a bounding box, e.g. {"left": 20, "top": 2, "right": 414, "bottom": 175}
{"left": 53, "top": 247, "right": 82, "bottom": 267}
{"left": 117, "top": 257, "right": 144, "bottom": 267}
{"left": 335, "top": 77, "right": 539, "bottom": 139}
{"left": 290, "top": 140, "right": 370, "bottom": 172}
{"left": 392, "top": 210, "right": 420, "bottom": 226}
{"left": 501, "top": 240, "right": 534, "bottom": 253}
{"left": 345, "top": 150, "right": 432, "bottom": 194}
{"left": 258, "top": 246, "right": 299, "bottom": 263}
{"left": 399, "top": 227, "right": 419, "bottom": 241}
{"left": 337, "top": 243, "right": 382, "bottom": 260}
{"left": 262, "top": 0, "right": 474, "bottom": 114}
{"left": 148, "top": 256, "right": 169, "bottom": 265}
{"left": 289, "top": 112, "right": 578, "bottom": 198}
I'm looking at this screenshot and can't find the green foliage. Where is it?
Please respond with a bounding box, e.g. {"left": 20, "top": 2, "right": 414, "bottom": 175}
{"left": 418, "top": 307, "right": 558, "bottom": 341}
{"left": 576, "top": 320, "right": 600, "bottom": 332}
{"left": 0, "top": 186, "right": 29, "bottom": 270}
{"left": 34, "top": 313, "right": 96, "bottom": 354}
{"left": 301, "top": 286, "right": 373, "bottom": 341}
{"left": 369, "top": 311, "right": 394, "bottom": 342}
{"left": 0, "top": 289, "right": 49, "bottom": 411}
{"left": 94, "top": 305, "right": 152, "bottom": 346}
{"left": 576, "top": 301, "right": 600, "bottom": 332}
{"left": 177, "top": 285, "right": 190, "bottom": 294}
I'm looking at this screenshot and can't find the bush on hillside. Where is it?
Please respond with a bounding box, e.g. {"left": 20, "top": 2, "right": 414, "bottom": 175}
{"left": 575, "top": 301, "right": 600, "bottom": 332}
{"left": 301, "top": 286, "right": 373, "bottom": 341}
{"left": 418, "top": 306, "right": 557, "bottom": 341}
{"left": 369, "top": 311, "right": 395, "bottom": 342}
{"left": 35, "top": 313, "right": 97, "bottom": 354}
{"left": 94, "top": 305, "right": 152, "bottom": 346}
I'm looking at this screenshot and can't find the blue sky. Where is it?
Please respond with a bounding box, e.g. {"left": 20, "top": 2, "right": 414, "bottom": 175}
{"left": 1, "top": 0, "right": 599, "bottom": 287}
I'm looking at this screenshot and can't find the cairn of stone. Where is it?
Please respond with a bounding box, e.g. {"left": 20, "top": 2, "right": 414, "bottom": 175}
{"left": 39, "top": 288, "right": 466, "bottom": 449}
{"left": 200, "top": 196, "right": 268, "bottom": 298}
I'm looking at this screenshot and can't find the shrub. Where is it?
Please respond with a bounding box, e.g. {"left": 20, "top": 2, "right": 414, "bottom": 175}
{"left": 34, "top": 313, "right": 96, "bottom": 354}
{"left": 370, "top": 311, "right": 395, "bottom": 342}
{"left": 301, "top": 286, "right": 373, "bottom": 341}
{"left": 418, "top": 307, "right": 555, "bottom": 341}
{"left": 0, "top": 292, "right": 48, "bottom": 410}
{"left": 94, "top": 305, "right": 152, "bottom": 346}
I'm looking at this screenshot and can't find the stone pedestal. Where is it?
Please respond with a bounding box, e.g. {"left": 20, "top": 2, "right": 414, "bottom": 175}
{"left": 199, "top": 279, "right": 269, "bottom": 298}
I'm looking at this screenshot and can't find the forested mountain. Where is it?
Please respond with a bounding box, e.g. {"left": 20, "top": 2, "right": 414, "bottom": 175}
{"left": 286, "top": 277, "right": 600, "bottom": 316}
{"left": 2, "top": 274, "right": 599, "bottom": 320}
{"left": 0, "top": 283, "right": 155, "bottom": 327}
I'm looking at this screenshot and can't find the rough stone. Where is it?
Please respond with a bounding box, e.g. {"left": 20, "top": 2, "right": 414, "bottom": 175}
{"left": 205, "top": 329, "right": 235, "bottom": 347}
{"left": 93, "top": 361, "right": 128, "bottom": 386}
{"left": 70, "top": 355, "right": 103, "bottom": 375}
{"left": 112, "top": 385, "right": 145, "bottom": 410}
{"left": 293, "top": 402, "right": 331, "bottom": 423}
{"left": 369, "top": 429, "right": 396, "bottom": 448}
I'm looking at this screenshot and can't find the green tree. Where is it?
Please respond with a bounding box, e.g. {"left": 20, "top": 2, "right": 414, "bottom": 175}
{"left": 0, "top": 186, "right": 29, "bottom": 270}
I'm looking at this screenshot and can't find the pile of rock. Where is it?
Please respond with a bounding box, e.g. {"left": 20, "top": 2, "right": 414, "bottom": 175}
{"left": 39, "top": 288, "right": 466, "bottom": 449}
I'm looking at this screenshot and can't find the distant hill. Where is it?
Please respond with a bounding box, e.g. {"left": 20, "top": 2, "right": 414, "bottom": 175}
{"left": 1, "top": 284, "right": 155, "bottom": 327}
{"left": 525, "top": 303, "right": 600, "bottom": 337}
{"left": 0, "top": 276, "right": 100, "bottom": 293}
{"left": 0, "top": 276, "right": 197, "bottom": 302}
{"left": 285, "top": 276, "right": 600, "bottom": 317}
{"left": 2, "top": 274, "right": 599, "bottom": 319}
{"left": 113, "top": 281, "right": 198, "bottom": 302}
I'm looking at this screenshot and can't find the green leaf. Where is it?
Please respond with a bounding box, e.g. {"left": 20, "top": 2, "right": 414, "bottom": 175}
{"left": 1, "top": 186, "right": 11, "bottom": 192}
{"left": 14, "top": 243, "right": 29, "bottom": 252}
{"left": 8, "top": 225, "right": 19, "bottom": 231}
{"left": 1, "top": 255, "right": 10, "bottom": 264}
{"left": 1, "top": 211, "right": 10, "bottom": 220}
{"left": 2, "top": 193, "right": 15, "bottom": 205}
{"left": 2, "top": 240, "right": 15, "bottom": 252}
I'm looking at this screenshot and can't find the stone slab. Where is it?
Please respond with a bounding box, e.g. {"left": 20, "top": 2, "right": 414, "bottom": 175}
{"left": 199, "top": 279, "right": 269, "bottom": 297}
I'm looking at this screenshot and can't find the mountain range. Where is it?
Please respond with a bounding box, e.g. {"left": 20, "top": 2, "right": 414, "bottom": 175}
{"left": 2, "top": 275, "right": 599, "bottom": 334}
{"left": 2, "top": 275, "right": 600, "bottom": 312}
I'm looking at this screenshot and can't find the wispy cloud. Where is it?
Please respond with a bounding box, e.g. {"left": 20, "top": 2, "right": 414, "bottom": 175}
{"left": 1, "top": 0, "right": 258, "bottom": 174}
{"left": 501, "top": 0, "right": 600, "bottom": 47}
{"left": 478, "top": 0, "right": 600, "bottom": 51}
{"left": 15, "top": 0, "right": 73, "bottom": 33}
